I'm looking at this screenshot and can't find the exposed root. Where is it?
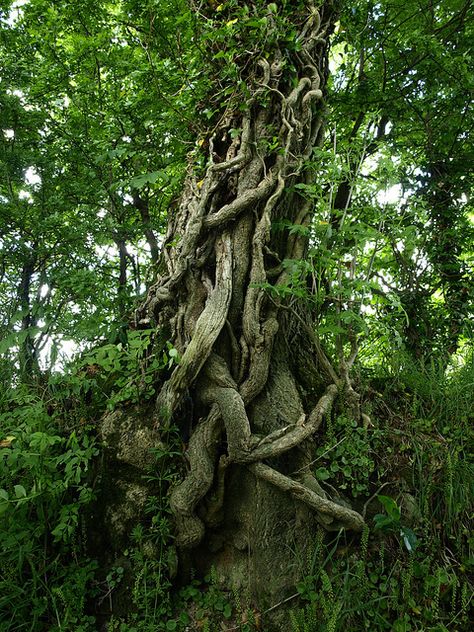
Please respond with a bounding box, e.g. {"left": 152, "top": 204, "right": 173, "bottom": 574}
{"left": 204, "top": 175, "right": 277, "bottom": 229}
{"left": 171, "top": 377, "right": 364, "bottom": 545}
{"left": 244, "top": 384, "right": 338, "bottom": 462}
{"left": 156, "top": 232, "right": 233, "bottom": 418}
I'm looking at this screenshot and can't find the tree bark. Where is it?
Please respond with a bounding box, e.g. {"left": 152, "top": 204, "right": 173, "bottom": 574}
{"left": 18, "top": 249, "right": 39, "bottom": 379}
{"left": 135, "top": 0, "right": 363, "bottom": 608}
{"left": 132, "top": 191, "right": 160, "bottom": 264}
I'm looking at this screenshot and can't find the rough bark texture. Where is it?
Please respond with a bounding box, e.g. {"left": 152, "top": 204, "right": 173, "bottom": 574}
{"left": 131, "top": 0, "right": 363, "bottom": 612}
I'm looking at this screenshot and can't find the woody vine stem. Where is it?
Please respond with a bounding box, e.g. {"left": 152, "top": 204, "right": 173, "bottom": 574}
{"left": 136, "top": 1, "right": 365, "bottom": 549}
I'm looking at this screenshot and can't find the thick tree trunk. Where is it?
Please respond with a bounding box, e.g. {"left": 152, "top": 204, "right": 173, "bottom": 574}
{"left": 134, "top": 0, "right": 363, "bottom": 610}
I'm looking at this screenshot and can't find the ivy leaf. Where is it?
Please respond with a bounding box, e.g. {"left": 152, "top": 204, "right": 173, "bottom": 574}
{"left": 316, "top": 467, "right": 331, "bottom": 480}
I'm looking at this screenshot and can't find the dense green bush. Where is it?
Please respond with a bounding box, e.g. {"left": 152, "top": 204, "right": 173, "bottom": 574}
{"left": 0, "top": 383, "right": 99, "bottom": 630}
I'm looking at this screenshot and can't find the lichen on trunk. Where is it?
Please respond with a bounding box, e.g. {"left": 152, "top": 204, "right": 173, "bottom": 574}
{"left": 135, "top": 0, "right": 364, "bottom": 604}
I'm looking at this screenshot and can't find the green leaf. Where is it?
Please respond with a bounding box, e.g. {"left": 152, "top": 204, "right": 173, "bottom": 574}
{"left": 316, "top": 467, "right": 330, "bottom": 481}
{"left": 179, "top": 612, "right": 190, "bottom": 625}
{"left": 129, "top": 171, "right": 167, "bottom": 189}
{"left": 51, "top": 523, "right": 67, "bottom": 541}
{"left": 229, "top": 127, "right": 242, "bottom": 139}
{"left": 14, "top": 485, "right": 27, "bottom": 498}
{"left": 373, "top": 513, "right": 395, "bottom": 531}
{"left": 401, "top": 527, "right": 418, "bottom": 552}
{"left": 377, "top": 495, "right": 401, "bottom": 520}
{"left": 0, "top": 332, "right": 19, "bottom": 355}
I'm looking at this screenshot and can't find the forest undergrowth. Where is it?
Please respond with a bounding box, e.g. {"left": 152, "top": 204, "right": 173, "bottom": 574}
{"left": 1, "top": 342, "right": 472, "bottom": 632}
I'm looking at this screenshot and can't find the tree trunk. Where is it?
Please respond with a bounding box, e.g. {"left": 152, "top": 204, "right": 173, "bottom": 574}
{"left": 18, "top": 250, "right": 39, "bottom": 379}
{"left": 426, "top": 160, "right": 470, "bottom": 355}
{"left": 132, "top": 191, "right": 160, "bottom": 264}
{"left": 134, "top": 0, "right": 363, "bottom": 609}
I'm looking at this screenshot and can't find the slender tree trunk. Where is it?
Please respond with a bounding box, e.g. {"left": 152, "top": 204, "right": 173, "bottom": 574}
{"left": 133, "top": 0, "right": 363, "bottom": 609}
{"left": 114, "top": 233, "right": 130, "bottom": 324}
{"left": 132, "top": 191, "right": 160, "bottom": 264}
{"left": 427, "top": 160, "right": 470, "bottom": 355}
{"left": 18, "top": 251, "right": 38, "bottom": 379}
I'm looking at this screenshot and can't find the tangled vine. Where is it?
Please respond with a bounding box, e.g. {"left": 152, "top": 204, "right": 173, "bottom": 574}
{"left": 136, "top": 1, "right": 365, "bottom": 550}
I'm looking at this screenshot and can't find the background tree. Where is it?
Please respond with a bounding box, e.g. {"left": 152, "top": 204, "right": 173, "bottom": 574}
{"left": 325, "top": 0, "right": 474, "bottom": 362}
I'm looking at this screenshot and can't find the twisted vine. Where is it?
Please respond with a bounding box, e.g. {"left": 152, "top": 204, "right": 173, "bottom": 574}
{"left": 137, "top": 1, "right": 365, "bottom": 551}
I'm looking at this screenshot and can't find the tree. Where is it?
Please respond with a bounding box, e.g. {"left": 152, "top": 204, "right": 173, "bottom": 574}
{"left": 1, "top": 0, "right": 473, "bottom": 628}
{"left": 328, "top": 0, "right": 474, "bottom": 362}
{"left": 0, "top": 0, "right": 189, "bottom": 370}
{"left": 129, "top": 0, "right": 367, "bottom": 601}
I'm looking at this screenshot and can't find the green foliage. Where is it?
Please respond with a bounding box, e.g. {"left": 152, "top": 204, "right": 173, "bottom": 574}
{"left": 0, "top": 381, "right": 99, "bottom": 630}
{"left": 314, "top": 415, "right": 384, "bottom": 498}
{"left": 373, "top": 495, "right": 418, "bottom": 553}
{"left": 77, "top": 329, "right": 173, "bottom": 410}
{"left": 96, "top": 426, "right": 183, "bottom": 631}
{"left": 0, "top": 0, "right": 191, "bottom": 375}
{"left": 285, "top": 347, "right": 473, "bottom": 631}
{"left": 288, "top": 527, "right": 471, "bottom": 632}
